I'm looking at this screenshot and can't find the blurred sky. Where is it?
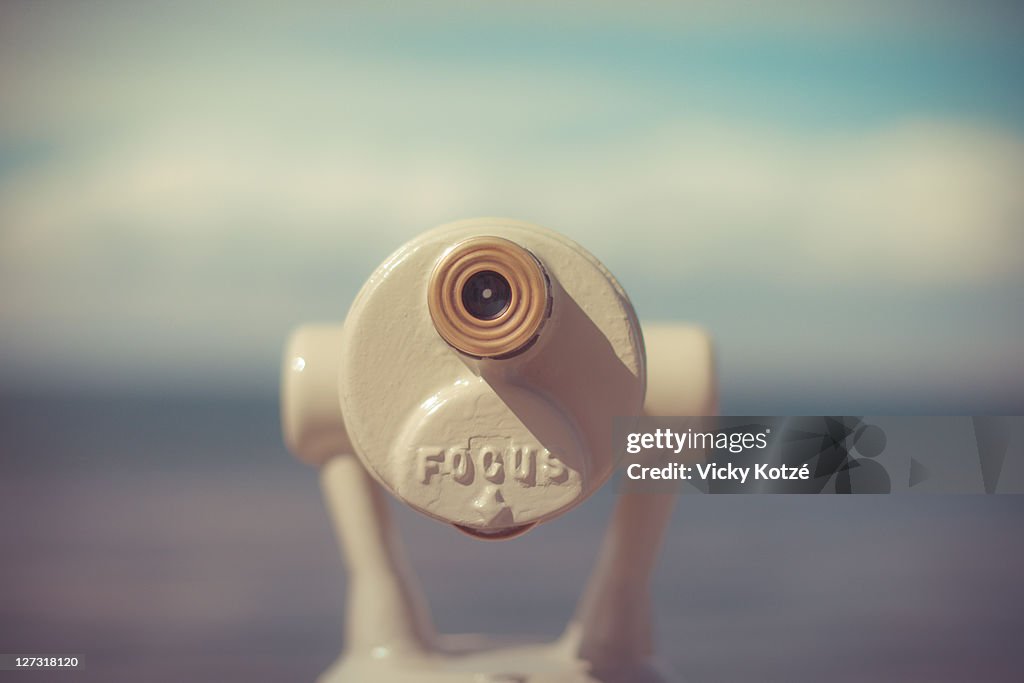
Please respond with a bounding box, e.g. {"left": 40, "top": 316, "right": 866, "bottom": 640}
{"left": 1, "top": 1, "right": 1022, "bottom": 412}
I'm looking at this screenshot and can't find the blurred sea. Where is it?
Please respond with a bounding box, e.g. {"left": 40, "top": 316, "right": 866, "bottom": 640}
{"left": 0, "top": 393, "right": 1019, "bottom": 679}
{"left": 1, "top": 394, "right": 1022, "bottom": 682}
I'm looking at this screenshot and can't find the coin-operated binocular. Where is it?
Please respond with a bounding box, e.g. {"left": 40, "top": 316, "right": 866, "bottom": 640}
{"left": 282, "top": 218, "right": 716, "bottom": 683}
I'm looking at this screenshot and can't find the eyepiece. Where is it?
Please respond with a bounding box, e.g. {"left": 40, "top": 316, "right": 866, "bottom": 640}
{"left": 427, "top": 236, "right": 551, "bottom": 358}
{"left": 461, "top": 270, "right": 511, "bottom": 321}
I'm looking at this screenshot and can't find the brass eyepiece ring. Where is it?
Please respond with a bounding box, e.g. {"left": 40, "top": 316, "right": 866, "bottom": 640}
{"left": 427, "top": 236, "right": 550, "bottom": 358}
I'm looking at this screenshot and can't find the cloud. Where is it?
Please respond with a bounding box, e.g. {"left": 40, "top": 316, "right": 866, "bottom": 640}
{"left": 2, "top": 118, "right": 1021, "bottom": 296}
{"left": 1, "top": 114, "right": 1021, "bottom": 397}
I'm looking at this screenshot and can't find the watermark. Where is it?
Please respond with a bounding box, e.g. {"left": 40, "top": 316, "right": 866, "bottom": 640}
{"left": 0, "top": 655, "right": 82, "bottom": 671}
{"left": 612, "top": 416, "right": 1023, "bottom": 494}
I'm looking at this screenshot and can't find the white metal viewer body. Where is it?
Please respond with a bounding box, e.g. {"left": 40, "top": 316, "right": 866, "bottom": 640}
{"left": 281, "top": 218, "right": 717, "bottom": 682}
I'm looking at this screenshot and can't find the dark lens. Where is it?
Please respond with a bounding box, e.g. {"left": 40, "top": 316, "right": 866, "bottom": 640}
{"left": 461, "top": 270, "right": 511, "bottom": 320}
